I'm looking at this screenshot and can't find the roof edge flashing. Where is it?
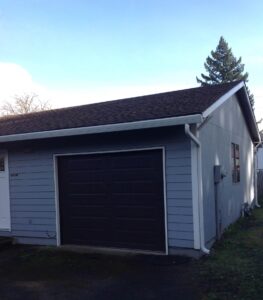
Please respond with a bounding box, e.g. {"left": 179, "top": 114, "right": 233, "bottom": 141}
{"left": 202, "top": 81, "right": 244, "bottom": 118}
{"left": 239, "top": 85, "right": 260, "bottom": 142}
{"left": 201, "top": 81, "right": 260, "bottom": 142}
{"left": 0, "top": 114, "right": 203, "bottom": 143}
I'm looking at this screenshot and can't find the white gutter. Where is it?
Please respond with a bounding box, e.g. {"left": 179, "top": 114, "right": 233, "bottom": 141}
{"left": 254, "top": 141, "right": 262, "bottom": 208}
{"left": 185, "top": 124, "right": 210, "bottom": 255}
{"left": 0, "top": 114, "right": 203, "bottom": 143}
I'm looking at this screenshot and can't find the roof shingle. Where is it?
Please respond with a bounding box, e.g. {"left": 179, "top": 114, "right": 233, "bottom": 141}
{"left": 0, "top": 81, "right": 241, "bottom": 136}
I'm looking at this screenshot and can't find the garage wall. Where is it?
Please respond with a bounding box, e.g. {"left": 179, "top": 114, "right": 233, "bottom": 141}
{"left": 5, "top": 126, "right": 194, "bottom": 251}
{"left": 199, "top": 94, "right": 255, "bottom": 245}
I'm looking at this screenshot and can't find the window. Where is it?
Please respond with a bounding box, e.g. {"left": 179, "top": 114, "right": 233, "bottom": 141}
{"left": 232, "top": 143, "right": 240, "bottom": 183}
{"left": 0, "top": 156, "right": 5, "bottom": 172}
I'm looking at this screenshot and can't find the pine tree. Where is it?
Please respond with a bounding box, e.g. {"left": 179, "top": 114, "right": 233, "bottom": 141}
{"left": 196, "top": 36, "right": 254, "bottom": 108}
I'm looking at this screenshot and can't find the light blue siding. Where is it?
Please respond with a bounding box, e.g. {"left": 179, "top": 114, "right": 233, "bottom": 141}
{"left": 200, "top": 95, "right": 255, "bottom": 245}
{"left": 3, "top": 127, "right": 194, "bottom": 251}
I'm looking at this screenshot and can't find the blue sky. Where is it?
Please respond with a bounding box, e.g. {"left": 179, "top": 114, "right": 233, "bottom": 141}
{"left": 0, "top": 0, "right": 262, "bottom": 121}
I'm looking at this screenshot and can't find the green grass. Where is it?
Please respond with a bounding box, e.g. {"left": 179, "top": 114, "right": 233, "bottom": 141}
{"left": 198, "top": 205, "right": 263, "bottom": 300}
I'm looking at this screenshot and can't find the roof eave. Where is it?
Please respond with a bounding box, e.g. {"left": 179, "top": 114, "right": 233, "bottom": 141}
{"left": 202, "top": 81, "right": 244, "bottom": 118}
{"left": 0, "top": 113, "right": 203, "bottom": 143}
{"left": 237, "top": 86, "right": 261, "bottom": 142}
{"left": 202, "top": 81, "right": 260, "bottom": 142}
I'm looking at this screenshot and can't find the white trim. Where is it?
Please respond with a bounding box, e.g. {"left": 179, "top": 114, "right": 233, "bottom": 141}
{"left": 53, "top": 147, "right": 164, "bottom": 158}
{"left": 60, "top": 245, "right": 166, "bottom": 256}
{"left": 185, "top": 124, "right": 209, "bottom": 254}
{"left": 162, "top": 147, "right": 169, "bottom": 255}
{"left": 190, "top": 141, "right": 201, "bottom": 249}
{"left": 242, "top": 84, "right": 260, "bottom": 142}
{"left": 53, "top": 156, "right": 61, "bottom": 246}
{"left": 0, "top": 114, "right": 203, "bottom": 143}
{"left": 202, "top": 82, "right": 244, "bottom": 118}
{"left": 195, "top": 129, "right": 208, "bottom": 253}
{"left": 0, "top": 150, "right": 11, "bottom": 231}
{"left": 53, "top": 147, "right": 168, "bottom": 255}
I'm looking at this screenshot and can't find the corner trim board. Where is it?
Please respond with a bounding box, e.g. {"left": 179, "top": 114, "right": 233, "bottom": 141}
{"left": 0, "top": 150, "right": 11, "bottom": 231}
{"left": 190, "top": 141, "right": 201, "bottom": 249}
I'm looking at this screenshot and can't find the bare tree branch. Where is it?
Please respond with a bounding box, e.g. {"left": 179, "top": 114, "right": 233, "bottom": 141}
{"left": 0, "top": 93, "right": 52, "bottom": 116}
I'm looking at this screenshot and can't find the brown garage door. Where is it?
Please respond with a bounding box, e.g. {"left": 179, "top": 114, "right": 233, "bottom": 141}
{"left": 57, "top": 149, "right": 166, "bottom": 252}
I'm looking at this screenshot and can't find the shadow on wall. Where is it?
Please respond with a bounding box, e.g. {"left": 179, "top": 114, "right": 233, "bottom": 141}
{"left": 257, "top": 170, "right": 263, "bottom": 198}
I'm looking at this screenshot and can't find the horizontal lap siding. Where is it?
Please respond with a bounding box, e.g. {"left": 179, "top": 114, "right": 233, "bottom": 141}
{"left": 9, "top": 153, "right": 56, "bottom": 244}
{"left": 162, "top": 141, "right": 194, "bottom": 249}
{"left": 7, "top": 127, "right": 194, "bottom": 249}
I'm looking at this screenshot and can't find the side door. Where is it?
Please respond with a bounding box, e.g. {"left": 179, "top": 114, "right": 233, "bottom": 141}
{"left": 0, "top": 151, "right": 11, "bottom": 230}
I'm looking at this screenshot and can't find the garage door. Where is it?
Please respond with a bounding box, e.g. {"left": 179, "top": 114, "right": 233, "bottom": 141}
{"left": 57, "top": 149, "right": 166, "bottom": 252}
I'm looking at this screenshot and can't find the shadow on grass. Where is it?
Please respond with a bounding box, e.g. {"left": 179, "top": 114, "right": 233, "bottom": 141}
{"left": 197, "top": 204, "right": 263, "bottom": 300}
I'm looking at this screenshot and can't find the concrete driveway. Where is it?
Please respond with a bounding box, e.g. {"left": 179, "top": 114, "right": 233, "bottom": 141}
{"left": 0, "top": 245, "right": 200, "bottom": 300}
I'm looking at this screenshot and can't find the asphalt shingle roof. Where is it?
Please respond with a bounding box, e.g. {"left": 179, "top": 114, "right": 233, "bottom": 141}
{"left": 0, "top": 81, "right": 241, "bottom": 136}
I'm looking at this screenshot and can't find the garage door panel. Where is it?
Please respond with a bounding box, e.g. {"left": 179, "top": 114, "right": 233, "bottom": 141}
{"left": 65, "top": 170, "right": 106, "bottom": 183}
{"left": 114, "top": 217, "right": 159, "bottom": 230}
{"left": 70, "top": 216, "right": 109, "bottom": 228}
{"left": 111, "top": 169, "right": 159, "bottom": 181}
{"left": 115, "top": 229, "right": 163, "bottom": 241}
{"left": 67, "top": 182, "right": 108, "bottom": 193}
{"left": 68, "top": 194, "right": 108, "bottom": 205}
{"left": 111, "top": 155, "right": 153, "bottom": 169}
{"left": 72, "top": 230, "right": 112, "bottom": 246}
{"left": 114, "top": 206, "right": 159, "bottom": 218}
{"left": 112, "top": 193, "right": 159, "bottom": 205}
{"left": 111, "top": 181, "right": 158, "bottom": 193}
{"left": 58, "top": 149, "right": 166, "bottom": 252}
{"left": 67, "top": 157, "right": 108, "bottom": 170}
{"left": 72, "top": 226, "right": 111, "bottom": 235}
{"left": 69, "top": 206, "right": 110, "bottom": 217}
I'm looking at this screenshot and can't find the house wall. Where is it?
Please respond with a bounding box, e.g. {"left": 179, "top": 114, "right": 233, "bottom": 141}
{"left": 257, "top": 148, "right": 263, "bottom": 170}
{"left": 199, "top": 94, "right": 255, "bottom": 245}
{"left": 2, "top": 126, "right": 194, "bottom": 252}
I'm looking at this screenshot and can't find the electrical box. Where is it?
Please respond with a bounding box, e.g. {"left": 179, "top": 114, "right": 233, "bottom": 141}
{"left": 214, "top": 165, "right": 221, "bottom": 184}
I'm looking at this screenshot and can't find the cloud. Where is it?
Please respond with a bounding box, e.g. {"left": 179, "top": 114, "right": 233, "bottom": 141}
{"left": 3, "top": 62, "right": 261, "bottom": 132}
{"left": 0, "top": 62, "right": 36, "bottom": 100}
{"left": 43, "top": 83, "right": 191, "bottom": 108}
{"left": 0, "top": 62, "right": 190, "bottom": 109}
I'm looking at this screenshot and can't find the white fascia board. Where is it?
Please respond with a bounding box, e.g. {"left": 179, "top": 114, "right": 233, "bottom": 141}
{"left": 242, "top": 84, "right": 261, "bottom": 142}
{"left": 0, "top": 114, "right": 203, "bottom": 143}
{"left": 202, "top": 82, "right": 244, "bottom": 118}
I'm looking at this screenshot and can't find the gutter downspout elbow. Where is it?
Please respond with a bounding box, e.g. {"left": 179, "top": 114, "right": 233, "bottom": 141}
{"left": 185, "top": 124, "right": 210, "bottom": 255}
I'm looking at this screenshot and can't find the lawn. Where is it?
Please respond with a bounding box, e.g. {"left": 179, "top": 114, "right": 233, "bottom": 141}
{"left": 198, "top": 205, "right": 263, "bottom": 300}
{"left": 0, "top": 206, "right": 263, "bottom": 299}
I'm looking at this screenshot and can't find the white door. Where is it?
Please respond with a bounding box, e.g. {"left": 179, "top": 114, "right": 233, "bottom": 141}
{"left": 0, "top": 151, "right": 11, "bottom": 230}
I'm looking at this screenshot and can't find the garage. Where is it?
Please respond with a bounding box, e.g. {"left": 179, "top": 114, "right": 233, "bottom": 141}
{"left": 57, "top": 149, "right": 166, "bottom": 253}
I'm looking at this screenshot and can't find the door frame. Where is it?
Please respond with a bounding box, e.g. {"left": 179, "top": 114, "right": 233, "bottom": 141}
{"left": 53, "top": 147, "right": 168, "bottom": 255}
{"left": 0, "top": 150, "right": 11, "bottom": 231}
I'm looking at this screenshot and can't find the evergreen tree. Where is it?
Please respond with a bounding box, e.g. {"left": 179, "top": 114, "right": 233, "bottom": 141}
{"left": 197, "top": 36, "right": 254, "bottom": 108}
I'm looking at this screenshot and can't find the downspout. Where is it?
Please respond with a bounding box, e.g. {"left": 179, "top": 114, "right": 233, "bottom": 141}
{"left": 185, "top": 124, "right": 210, "bottom": 255}
{"left": 254, "top": 141, "right": 262, "bottom": 208}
